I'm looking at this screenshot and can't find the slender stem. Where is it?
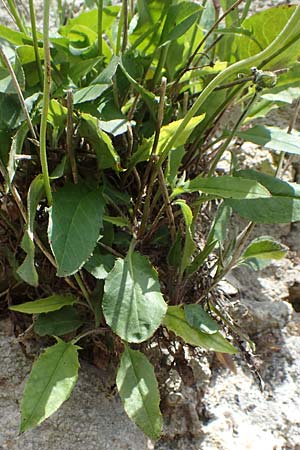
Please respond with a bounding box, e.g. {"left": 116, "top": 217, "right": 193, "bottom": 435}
{"left": 159, "top": 7, "right": 300, "bottom": 170}
{"left": 116, "top": 3, "right": 124, "bottom": 55}
{"left": 72, "top": 327, "right": 107, "bottom": 344}
{"left": 0, "top": 47, "right": 37, "bottom": 140}
{"left": 29, "top": 0, "right": 43, "bottom": 89}
{"left": 138, "top": 77, "right": 167, "bottom": 237}
{"left": 173, "top": 0, "right": 245, "bottom": 90}
{"left": 98, "top": 0, "right": 103, "bottom": 56}
{"left": 121, "top": 0, "right": 128, "bottom": 54}
{"left": 275, "top": 97, "right": 300, "bottom": 177}
{"left": 207, "top": 91, "right": 258, "bottom": 176}
{"left": 74, "top": 272, "right": 93, "bottom": 310}
{"left": 241, "top": 0, "right": 252, "bottom": 22}
{"left": 66, "top": 89, "right": 78, "bottom": 184}
{"left": 152, "top": 44, "right": 169, "bottom": 88}
{"left": 5, "top": 0, "right": 27, "bottom": 33}
{"left": 40, "top": 0, "right": 53, "bottom": 206}
{"left": 158, "top": 167, "right": 176, "bottom": 242}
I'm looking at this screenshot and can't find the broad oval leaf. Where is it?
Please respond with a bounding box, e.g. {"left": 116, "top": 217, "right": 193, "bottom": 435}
{"left": 184, "top": 304, "right": 219, "bottom": 335}
{"left": 84, "top": 247, "right": 115, "bottom": 280}
{"left": 163, "top": 306, "right": 237, "bottom": 354}
{"left": 173, "top": 175, "right": 271, "bottom": 199}
{"left": 48, "top": 182, "right": 105, "bottom": 277}
{"left": 116, "top": 346, "right": 162, "bottom": 440}
{"left": 102, "top": 251, "right": 167, "bottom": 343}
{"left": 9, "top": 294, "right": 77, "bottom": 314}
{"left": 34, "top": 306, "right": 84, "bottom": 336}
{"left": 20, "top": 338, "right": 80, "bottom": 432}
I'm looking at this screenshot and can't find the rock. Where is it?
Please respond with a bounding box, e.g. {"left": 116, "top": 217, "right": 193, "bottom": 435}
{"left": 0, "top": 320, "right": 147, "bottom": 450}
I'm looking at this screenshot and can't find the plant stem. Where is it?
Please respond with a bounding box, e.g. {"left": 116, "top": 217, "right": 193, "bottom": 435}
{"left": 121, "top": 0, "right": 128, "bottom": 54}
{"left": 72, "top": 327, "right": 107, "bottom": 344}
{"left": 173, "top": 0, "right": 245, "bottom": 90}
{"left": 98, "top": 0, "right": 103, "bottom": 56}
{"left": 0, "top": 47, "right": 37, "bottom": 140}
{"left": 159, "top": 6, "right": 300, "bottom": 169}
{"left": 240, "top": 0, "right": 252, "bottom": 23}
{"left": 40, "top": 0, "right": 53, "bottom": 206}
{"left": 275, "top": 97, "right": 300, "bottom": 177}
{"left": 5, "top": 0, "right": 27, "bottom": 33}
{"left": 74, "top": 272, "right": 93, "bottom": 310}
{"left": 152, "top": 44, "right": 169, "bottom": 88}
{"left": 29, "top": 0, "right": 43, "bottom": 89}
{"left": 207, "top": 91, "right": 258, "bottom": 176}
{"left": 66, "top": 89, "right": 78, "bottom": 184}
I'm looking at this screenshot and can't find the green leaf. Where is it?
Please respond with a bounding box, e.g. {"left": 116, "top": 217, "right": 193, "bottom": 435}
{"left": 102, "top": 251, "right": 167, "bottom": 343}
{"left": 236, "top": 125, "right": 300, "bottom": 155}
{"left": 84, "top": 247, "right": 115, "bottom": 279}
{"left": 116, "top": 345, "right": 162, "bottom": 440}
{"left": 0, "top": 25, "right": 28, "bottom": 45}
{"left": 226, "top": 197, "right": 300, "bottom": 224}
{"left": 20, "top": 338, "right": 80, "bottom": 432}
{"left": 184, "top": 304, "right": 219, "bottom": 335}
{"left": 7, "top": 121, "right": 29, "bottom": 185}
{"left": 9, "top": 294, "right": 77, "bottom": 314}
{"left": 186, "top": 239, "right": 217, "bottom": 276}
{"left": 34, "top": 306, "right": 83, "bottom": 336}
{"left": 16, "top": 174, "right": 44, "bottom": 287}
{"left": 234, "top": 169, "right": 300, "bottom": 198}
{"left": 73, "top": 84, "right": 109, "bottom": 104}
{"left": 78, "top": 113, "right": 121, "bottom": 170}
{"left": 173, "top": 175, "right": 271, "bottom": 199}
{"left": 238, "top": 236, "right": 288, "bottom": 270}
{"left": 163, "top": 306, "right": 237, "bottom": 354}
{"left": 0, "top": 55, "right": 25, "bottom": 94}
{"left": 160, "top": 2, "right": 202, "bottom": 45}
{"left": 261, "top": 87, "right": 300, "bottom": 104}
{"left": 157, "top": 115, "right": 205, "bottom": 155}
{"left": 166, "top": 145, "right": 185, "bottom": 187}
{"left": 48, "top": 182, "right": 105, "bottom": 277}
{"left": 207, "top": 203, "right": 232, "bottom": 246}
{"left": 174, "top": 200, "right": 196, "bottom": 275}
{"left": 231, "top": 5, "right": 300, "bottom": 68}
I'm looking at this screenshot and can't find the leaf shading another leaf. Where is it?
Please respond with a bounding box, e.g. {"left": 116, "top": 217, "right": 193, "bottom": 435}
{"left": 116, "top": 345, "right": 163, "bottom": 440}
{"left": 163, "top": 306, "right": 237, "bottom": 354}
{"left": 21, "top": 338, "right": 80, "bottom": 432}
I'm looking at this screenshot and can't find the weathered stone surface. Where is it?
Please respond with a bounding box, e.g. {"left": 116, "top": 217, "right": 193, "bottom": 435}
{"left": 0, "top": 320, "right": 147, "bottom": 450}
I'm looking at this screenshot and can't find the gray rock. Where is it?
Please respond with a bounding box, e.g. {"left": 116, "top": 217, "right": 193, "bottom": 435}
{"left": 0, "top": 320, "right": 147, "bottom": 450}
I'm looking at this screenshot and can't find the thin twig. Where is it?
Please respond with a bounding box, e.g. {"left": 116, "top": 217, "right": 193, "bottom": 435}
{"left": 67, "top": 89, "right": 78, "bottom": 184}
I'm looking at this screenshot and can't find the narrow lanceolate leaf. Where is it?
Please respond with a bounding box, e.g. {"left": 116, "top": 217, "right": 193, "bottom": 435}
{"left": 116, "top": 346, "right": 162, "bottom": 440}
{"left": 21, "top": 338, "right": 80, "bottom": 432}
{"left": 7, "top": 121, "right": 29, "bottom": 185}
{"left": 16, "top": 174, "right": 44, "bottom": 286}
{"left": 48, "top": 183, "right": 105, "bottom": 277}
{"left": 163, "top": 306, "right": 237, "bottom": 354}
{"left": 236, "top": 125, "right": 300, "bottom": 155}
{"left": 238, "top": 236, "right": 288, "bottom": 270}
{"left": 172, "top": 175, "right": 270, "bottom": 199}
{"left": 184, "top": 304, "right": 219, "bottom": 335}
{"left": 9, "top": 294, "right": 77, "bottom": 314}
{"left": 174, "top": 200, "right": 196, "bottom": 276}
{"left": 102, "top": 252, "right": 167, "bottom": 343}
